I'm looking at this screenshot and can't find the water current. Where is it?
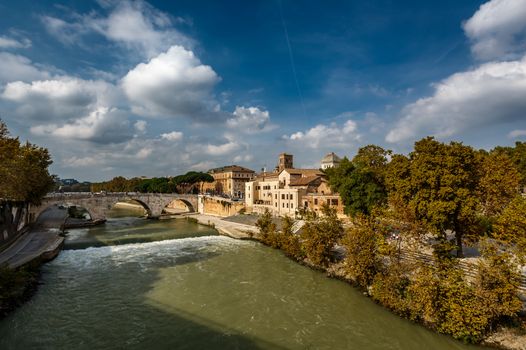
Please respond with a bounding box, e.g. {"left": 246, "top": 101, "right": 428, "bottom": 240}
{"left": 0, "top": 208, "right": 482, "bottom": 349}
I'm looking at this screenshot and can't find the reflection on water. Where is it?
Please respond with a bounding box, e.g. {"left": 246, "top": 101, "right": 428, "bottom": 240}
{"left": 0, "top": 215, "right": 482, "bottom": 350}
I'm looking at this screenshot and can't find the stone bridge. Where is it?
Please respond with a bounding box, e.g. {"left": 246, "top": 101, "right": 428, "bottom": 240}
{"left": 29, "top": 192, "right": 200, "bottom": 222}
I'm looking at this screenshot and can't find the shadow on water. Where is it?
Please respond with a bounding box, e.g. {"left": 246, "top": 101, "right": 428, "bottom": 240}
{"left": 0, "top": 240, "right": 287, "bottom": 350}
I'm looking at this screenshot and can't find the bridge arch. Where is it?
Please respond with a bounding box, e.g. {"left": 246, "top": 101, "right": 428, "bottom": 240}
{"left": 35, "top": 203, "right": 95, "bottom": 228}
{"left": 163, "top": 198, "right": 195, "bottom": 214}
{"left": 112, "top": 199, "right": 152, "bottom": 217}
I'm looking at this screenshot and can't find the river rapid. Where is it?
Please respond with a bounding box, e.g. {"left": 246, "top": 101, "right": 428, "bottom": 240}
{"left": 0, "top": 209, "right": 482, "bottom": 349}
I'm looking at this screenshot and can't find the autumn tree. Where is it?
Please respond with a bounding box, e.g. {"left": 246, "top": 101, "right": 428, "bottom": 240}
{"left": 478, "top": 152, "right": 520, "bottom": 218}
{"left": 343, "top": 216, "right": 382, "bottom": 289}
{"left": 493, "top": 196, "right": 526, "bottom": 260}
{"left": 301, "top": 205, "right": 343, "bottom": 266}
{"left": 0, "top": 120, "right": 55, "bottom": 238}
{"left": 387, "top": 137, "right": 480, "bottom": 257}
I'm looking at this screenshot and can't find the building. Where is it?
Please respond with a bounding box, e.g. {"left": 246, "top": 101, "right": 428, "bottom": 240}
{"left": 321, "top": 152, "right": 342, "bottom": 170}
{"left": 245, "top": 154, "right": 345, "bottom": 217}
{"left": 203, "top": 165, "right": 255, "bottom": 198}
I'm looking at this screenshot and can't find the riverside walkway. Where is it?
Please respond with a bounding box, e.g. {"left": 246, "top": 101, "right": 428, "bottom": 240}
{"left": 0, "top": 230, "right": 63, "bottom": 268}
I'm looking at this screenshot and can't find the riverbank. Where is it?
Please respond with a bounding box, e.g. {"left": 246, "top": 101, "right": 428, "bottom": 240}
{"left": 0, "top": 263, "right": 40, "bottom": 320}
{"left": 230, "top": 213, "right": 526, "bottom": 350}
{"left": 181, "top": 213, "right": 257, "bottom": 239}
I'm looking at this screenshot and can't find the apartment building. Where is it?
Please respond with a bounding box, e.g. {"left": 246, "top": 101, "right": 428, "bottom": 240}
{"left": 245, "top": 154, "right": 344, "bottom": 217}
{"left": 203, "top": 165, "right": 256, "bottom": 198}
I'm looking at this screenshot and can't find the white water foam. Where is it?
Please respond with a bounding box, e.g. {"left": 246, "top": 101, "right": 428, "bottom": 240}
{"left": 50, "top": 235, "right": 249, "bottom": 271}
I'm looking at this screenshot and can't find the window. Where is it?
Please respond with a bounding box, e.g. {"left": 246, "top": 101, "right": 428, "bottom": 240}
{"left": 332, "top": 199, "right": 338, "bottom": 206}
{"left": 314, "top": 198, "right": 318, "bottom": 205}
{"left": 275, "top": 194, "right": 277, "bottom": 199}
{"left": 275, "top": 203, "right": 277, "bottom": 207}
{"left": 286, "top": 203, "right": 289, "bottom": 208}
{"left": 282, "top": 194, "right": 285, "bottom": 200}
{"left": 282, "top": 203, "right": 285, "bottom": 208}
{"left": 291, "top": 203, "right": 294, "bottom": 208}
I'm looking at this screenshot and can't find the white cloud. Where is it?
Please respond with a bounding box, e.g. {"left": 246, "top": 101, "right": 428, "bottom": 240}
{"left": 203, "top": 141, "right": 241, "bottom": 156}
{"left": 41, "top": 0, "right": 192, "bottom": 58}
{"left": 386, "top": 56, "right": 526, "bottom": 143}
{"left": 0, "top": 53, "right": 51, "bottom": 83}
{"left": 161, "top": 131, "right": 183, "bottom": 141}
{"left": 63, "top": 155, "right": 103, "bottom": 168}
{"left": 226, "top": 106, "right": 276, "bottom": 133}
{"left": 2, "top": 77, "right": 119, "bottom": 121}
{"left": 463, "top": 0, "right": 526, "bottom": 60}
{"left": 134, "top": 120, "right": 147, "bottom": 133}
{"left": 509, "top": 129, "right": 526, "bottom": 138}
{"left": 233, "top": 154, "right": 253, "bottom": 162}
{"left": 190, "top": 161, "right": 216, "bottom": 171}
{"left": 121, "top": 45, "right": 221, "bottom": 120}
{"left": 0, "top": 35, "right": 31, "bottom": 49}
{"left": 285, "top": 119, "right": 361, "bottom": 149}
{"left": 30, "top": 107, "right": 133, "bottom": 144}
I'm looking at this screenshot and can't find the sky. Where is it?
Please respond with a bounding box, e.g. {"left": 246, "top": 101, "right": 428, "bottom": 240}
{"left": 1, "top": 0, "right": 526, "bottom": 181}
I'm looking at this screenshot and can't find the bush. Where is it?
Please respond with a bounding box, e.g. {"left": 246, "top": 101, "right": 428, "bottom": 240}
{"left": 301, "top": 205, "right": 343, "bottom": 267}
{"left": 343, "top": 216, "right": 382, "bottom": 289}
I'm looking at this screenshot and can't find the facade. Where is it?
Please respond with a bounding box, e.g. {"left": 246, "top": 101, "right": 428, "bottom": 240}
{"left": 203, "top": 165, "right": 256, "bottom": 198}
{"left": 321, "top": 152, "right": 342, "bottom": 170}
{"left": 245, "top": 154, "right": 345, "bottom": 217}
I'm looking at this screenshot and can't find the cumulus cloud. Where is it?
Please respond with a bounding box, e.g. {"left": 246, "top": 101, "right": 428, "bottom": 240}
{"left": 41, "top": 0, "right": 191, "bottom": 58}
{"left": 203, "top": 141, "right": 241, "bottom": 156}
{"left": 226, "top": 106, "right": 276, "bottom": 133}
{"left": 463, "top": 0, "right": 526, "bottom": 60}
{"left": 121, "top": 45, "right": 221, "bottom": 121}
{"left": 2, "top": 77, "right": 119, "bottom": 121}
{"left": 386, "top": 56, "right": 526, "bottom": 143}
{"left": 134, "top": 120, "right": 147, "bottom": 133}
{"left": 0, "top": 35, "right": 31, "bottom": 49}
{"left": 509, "top": 129, "right": 526, "bottom": 138}
{"left": 160, "top": 131, "right": 183, "bottom": 141}
{"left": 30, "top": 107, "right": 133, "bottom": 144}
{"left": 0, "top": 53, "right": 51, "bottom": 83}
{"left": 284, "top": 119, "right": 361, "bottom": 149}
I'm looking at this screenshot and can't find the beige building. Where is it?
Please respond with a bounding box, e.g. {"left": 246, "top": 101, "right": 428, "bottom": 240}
{"left": 321, "top": 152, "right": 342, "bottom": 169}
{"left": 203, "top": 165, "right": 255, "bottom": 198}
{"left": 245, "top": 154, "right": 345, "bottom": 217}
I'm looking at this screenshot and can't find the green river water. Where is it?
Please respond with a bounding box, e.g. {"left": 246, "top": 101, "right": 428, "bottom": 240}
{"left": 0, "top": 208, "right": 482, "bottom": 349}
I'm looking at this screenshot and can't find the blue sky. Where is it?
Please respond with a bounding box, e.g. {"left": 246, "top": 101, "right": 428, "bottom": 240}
{"left": 1, "top": 0, "right": 526, "bottom": 181}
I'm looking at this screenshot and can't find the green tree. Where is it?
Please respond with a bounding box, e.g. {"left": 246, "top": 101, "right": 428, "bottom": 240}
{"left": 326, "top": 155, "right": 387, "bottom": 216}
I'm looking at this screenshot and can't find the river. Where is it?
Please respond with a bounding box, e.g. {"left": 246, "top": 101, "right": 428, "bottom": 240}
{"left": 0, "top": 209, "right": 482, "bottom": 349}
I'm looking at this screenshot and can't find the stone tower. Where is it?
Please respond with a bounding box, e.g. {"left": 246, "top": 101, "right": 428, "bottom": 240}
{"left": 277, "top": 153, "right": 293, "bottom": 172}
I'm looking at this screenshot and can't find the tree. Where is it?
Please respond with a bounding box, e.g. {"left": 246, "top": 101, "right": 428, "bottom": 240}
{"left": 493, "top": 141, "right": 526, "bottom": 188}
{"left": 343, "top": 216, "right": 382, "bottom": 289}
{"left": 255, "top": 209, "right": 276, "bottom": 244}
{"left": 478, "top": 152, "right": 520, "bottom": 218}
{"left": 388, "top": 137, "right": 480, "bottom": 257}
{"left": 326, "top": 154, "right": 387, "bottom": 216}
{"left": 301, "top": 205, "right": 343, "bottom": 266}
{"left": 0, "top": 120, "right": 54, "bottom": 238}
{"left": 493, "top": 196, "right": 526, "bottom": 260}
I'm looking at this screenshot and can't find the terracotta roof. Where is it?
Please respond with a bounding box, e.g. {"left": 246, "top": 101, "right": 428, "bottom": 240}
{"left": 254, "top": 172, "right": 279, "bottom": 181}
{"left": 289, "top": 175, "right": 321, "bottom": 186}
{"left": 282, "top": 168, "right": 323, "bottom": 176}
{"left": 208, "top": 165, "right": 255, "bottom": 174}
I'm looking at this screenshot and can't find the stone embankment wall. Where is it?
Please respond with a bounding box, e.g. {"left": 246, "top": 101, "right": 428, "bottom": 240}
{"left": 202, "top": 197, "right": 245, "bottom": 217}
